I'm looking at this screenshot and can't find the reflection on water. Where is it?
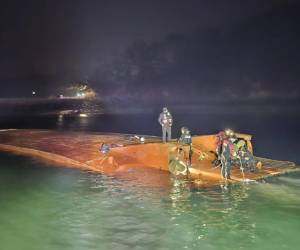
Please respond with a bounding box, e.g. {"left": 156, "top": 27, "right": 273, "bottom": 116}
{"left": 1, "top": 152, "right": 300, "bottom": 250}
{"left": 165, "top": 178, "right": 257, "bottom": 248}
{"left": 57, "top": 114, "right": 64, "bottom": 127}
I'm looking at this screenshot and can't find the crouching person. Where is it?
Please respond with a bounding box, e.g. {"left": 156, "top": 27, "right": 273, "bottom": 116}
{"left": 232, "top": 139, "right": 257, "bottom": 172}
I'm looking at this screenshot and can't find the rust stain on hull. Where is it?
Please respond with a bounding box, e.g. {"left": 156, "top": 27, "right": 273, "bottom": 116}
{"left": 0, "top": 129, "right": 298, "bottom": 187}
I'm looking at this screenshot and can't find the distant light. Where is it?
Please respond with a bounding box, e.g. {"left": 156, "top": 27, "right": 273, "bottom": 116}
{"left": 76, "top": 93, "right": 81, "bottom": 97}
{"left": 32, "top": 91, "right": 36, "bottom": 95}
{"left": 79, "top": 113, "right": 88, "bottom": 117}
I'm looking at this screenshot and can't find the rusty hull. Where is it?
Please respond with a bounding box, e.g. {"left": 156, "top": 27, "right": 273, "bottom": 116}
{"left": 0, "top": 129, "right": 298, "bottom": 187}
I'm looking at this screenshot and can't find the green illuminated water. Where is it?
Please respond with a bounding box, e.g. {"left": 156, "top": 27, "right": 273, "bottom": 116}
{"left": 1, "top": 152, "right": 300, "bottom": 250}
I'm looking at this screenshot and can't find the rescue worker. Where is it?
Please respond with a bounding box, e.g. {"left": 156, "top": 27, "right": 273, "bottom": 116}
{"left": 216, "top": 131, "right": 233, "bottom": 179}
{"left": 220, "top": 129, "right": 235, "bottom": 179}
{"left": 232, "top": 139, "right": 257, "bottom": 172}
{"left": 158, "top": 107, "right": 173, "bottom": 142}
{"left": 178, "top": 127, "right": 193, "bottom": 167}
{"left": 220, "top": 140, "right": 232, "bottom": 179}
{"left": 225, "top": 129, "right": 258, "bottom": 172}
{"left": 216, "top": 129, "right": 258, "bottom": 179}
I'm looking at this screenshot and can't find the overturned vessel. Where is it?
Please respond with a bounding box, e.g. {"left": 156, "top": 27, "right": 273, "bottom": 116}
{"left": 0, "top": 129, "right": 298, "bottom": 186}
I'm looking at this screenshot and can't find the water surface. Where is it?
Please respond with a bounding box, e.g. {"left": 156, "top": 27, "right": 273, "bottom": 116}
{"left": 0, "top": 152, "right": 300, "bottom": 250}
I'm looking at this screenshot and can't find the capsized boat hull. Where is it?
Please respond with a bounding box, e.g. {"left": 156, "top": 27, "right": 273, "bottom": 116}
{"left": 0, "top": 129, "right": 298, "bottom": 186}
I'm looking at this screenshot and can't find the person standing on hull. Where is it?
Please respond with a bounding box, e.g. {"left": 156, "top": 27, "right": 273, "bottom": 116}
{"left": 178, "top": 127, "right": 193, "bottom": 167}
{"left": 158, "top": 107, "right": 173, "bottom": 142}
{"left": 215, "top": 130, "right": 234, "bottom": 179}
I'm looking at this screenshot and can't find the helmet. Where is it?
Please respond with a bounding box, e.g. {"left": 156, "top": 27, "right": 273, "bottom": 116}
{"left": 181, "top": 127, "right": 190, "bottom": 134}
{"left": 225, "top": 128, "right": 235, "bottom": 138}
{"left": 162, "top": 107, "right": 168, "bottom": 113}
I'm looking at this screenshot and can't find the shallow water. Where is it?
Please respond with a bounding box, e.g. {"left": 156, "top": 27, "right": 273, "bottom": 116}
{"left": 0, "top": 152, "right": 300, "bottom": 250}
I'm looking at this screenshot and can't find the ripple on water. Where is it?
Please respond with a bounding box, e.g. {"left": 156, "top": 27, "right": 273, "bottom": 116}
{"left": 1, "top": 154, "right": 300, "bottom": 250}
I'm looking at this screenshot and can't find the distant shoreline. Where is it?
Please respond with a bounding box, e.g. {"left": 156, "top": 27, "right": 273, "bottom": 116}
{"left": 0, "top": 98, "right": 104, "bottom": 116}
{"left": 0, "top": 97, "right": 299, "bottom": 116}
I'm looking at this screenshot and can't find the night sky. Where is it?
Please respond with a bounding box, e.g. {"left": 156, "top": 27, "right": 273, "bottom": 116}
{"left": 1, "top": 0, "right": 300, "bottom": 112}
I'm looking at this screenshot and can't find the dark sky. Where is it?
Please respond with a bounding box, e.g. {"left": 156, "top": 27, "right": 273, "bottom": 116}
{"left": 1, "top": 0, "right": 300, "bottom": 112}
